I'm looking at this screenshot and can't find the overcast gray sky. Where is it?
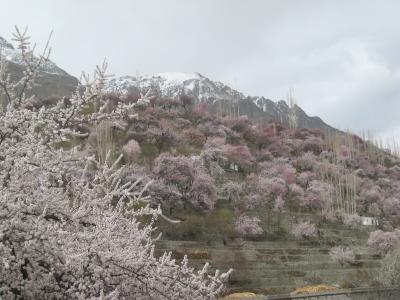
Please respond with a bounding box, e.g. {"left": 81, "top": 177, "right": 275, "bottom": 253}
{"left": 1, "top": 0, "right": 400, "bottom": 139}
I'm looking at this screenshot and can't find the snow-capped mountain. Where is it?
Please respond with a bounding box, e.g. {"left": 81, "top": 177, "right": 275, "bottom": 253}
{"left": 0, "top": 35, "right": 78, "bottom": 99}
{"left": 107, "top": 72, "right": 336, "bottom": 132}
{"left": 0, "top": 33, "right": 336, "bottom": 132}
{"left": 107, "top": 72, "right": 243, "bottom": 104}
{"left": 0, "top": 36, "right": 68, "bottom": 76}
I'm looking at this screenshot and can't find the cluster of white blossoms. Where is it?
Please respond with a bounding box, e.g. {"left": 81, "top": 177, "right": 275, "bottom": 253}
{"left": 0, "top": 28, "right": 231, "bottom": 299}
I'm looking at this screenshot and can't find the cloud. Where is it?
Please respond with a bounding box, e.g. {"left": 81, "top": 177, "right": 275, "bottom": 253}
{"left": 1, "top": 0, "right": 399, "bottom": 138}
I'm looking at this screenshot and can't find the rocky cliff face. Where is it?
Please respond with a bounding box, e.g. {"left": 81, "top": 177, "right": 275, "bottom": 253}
{"left": 107, "top": 72, "right": 337, "bottom": 132}
{"left": 0, "top": 36, "right": 78, "bottom": 100}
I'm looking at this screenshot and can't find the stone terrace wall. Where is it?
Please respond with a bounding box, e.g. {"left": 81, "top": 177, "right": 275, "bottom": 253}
{"left": 155, "top": 212, "right": 383, "bottom": 294}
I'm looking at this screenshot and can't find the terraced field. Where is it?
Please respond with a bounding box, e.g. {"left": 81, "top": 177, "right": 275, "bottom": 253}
{"left": 156, "top": 216, "right": 382, "bottom": 295}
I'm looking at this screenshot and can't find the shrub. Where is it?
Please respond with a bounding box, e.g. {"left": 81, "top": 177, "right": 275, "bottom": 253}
{"left": 200, "top": 147, "right": 227, "bottom": 179}
{"left": 273, "top": 195, "right": 285, "bottom": 212}
{"left": 291, "top": 222, "right": 317, "bottom": 240}
{"left": 122, "top": 139, "right": 141, "bottom": 162}
{"left": 337, "top": 145, "right": 351, "bottom": 160}
{"left": 342, "top": 214, "right": 362, "bottom": 228}
{"left": 295, "top": 152, "right": 316, "bottom": 171}
{"left": 222, "top": 181, "right": 242, "bottom": 203}
{"left": 235, "top": 215, "right": 263, "bottom": 237}
{"left": 297, "top": 171, "right": 314, "bottom": 188}
{"left": 377, "top": 246, "right": 400, "bottom": 286}
{"left": 145, "top": 126, "right": 181, "bottom": 153}
{"left": 303, "top": 136, "right": 324, "bottom": 154}
{"left": 183, "top": 127, "right": 206, "bottom": 147}
{"left": 289, "top": 183, "right": 305, "bottom": 198}
{"left": 244, "top": 125, "right": 274, "bottom": 150}
{"left": 360, "top": 185, "right": 383, "bottom": 205}
{"left": 227, "top": 115, "right": 250, "bottom": 133}
{"left": 383, "top": 197, "right": 400, "bottom": 218}
{"left": 329, "top": 246, "right": 355, "bottom": 266}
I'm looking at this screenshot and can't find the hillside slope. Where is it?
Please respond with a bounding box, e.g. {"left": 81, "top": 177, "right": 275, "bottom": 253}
{"left": 77, "top": 89, "right": 400, "bottom": 293}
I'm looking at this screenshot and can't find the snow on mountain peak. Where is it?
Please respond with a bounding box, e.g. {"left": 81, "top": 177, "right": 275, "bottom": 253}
{"left": 0, "top": 35, "right": 66, "bottom": 76}
{"left": 106, "top": 71, "right": 244, "bottom": 105}
{"left": 151, "top": 72, "right": 203, "bottom": 83}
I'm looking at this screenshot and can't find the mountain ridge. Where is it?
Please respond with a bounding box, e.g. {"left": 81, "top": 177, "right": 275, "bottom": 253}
{"left": 0, "top": 34, "right": 336, "bottom": 132}
{"left": 106, "top": 72, "right": 338, "bottom": 132}
{"left": 0, "top": 35, "right": 78, "bottom": 104}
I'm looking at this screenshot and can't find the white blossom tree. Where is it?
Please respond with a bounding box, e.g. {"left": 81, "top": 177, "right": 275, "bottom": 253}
{"left": 0, "top": 29, "right": 231, "bottom": 299}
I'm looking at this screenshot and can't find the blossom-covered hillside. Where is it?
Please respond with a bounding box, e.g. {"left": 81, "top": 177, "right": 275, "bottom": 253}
{"left": 1, "top": 29, "right": 400, "bottom": 297}
{"left": 60, "top": 78, "right": 400, "bottom": 258}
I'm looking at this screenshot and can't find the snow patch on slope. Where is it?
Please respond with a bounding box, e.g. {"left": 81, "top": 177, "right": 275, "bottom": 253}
{"left": 152, "top": 72, "right": 202, "bottom": 83}
{"left": 106, "top": 71, "right": 245, "bottom": 105}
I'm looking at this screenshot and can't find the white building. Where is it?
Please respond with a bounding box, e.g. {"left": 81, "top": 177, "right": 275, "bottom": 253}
{"left": 361, "top": 216, "right": 379, "bottom": 226}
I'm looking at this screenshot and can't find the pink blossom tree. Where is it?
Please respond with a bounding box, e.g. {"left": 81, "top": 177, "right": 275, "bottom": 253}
{"left": 297, "top": 171, "right": 314, "bottom": 188}
{"left": 229, "top": 115, "right": 250, "bottom": 132}
{"left": 273, "top": 195, "right": 285, "bottom": 212}
{"left": 189, "top": 172, "right": 217, "bottom": 212}
{"left": 259, "top": 159, "right": 296, "bottom": 185}
{"left": 153, "top": 153, "right": 196, "bottom": 193}
{"left": 222, "top": 181, "right": 242, "bottom": 203}
{"left": 183, "top": 127, "right": 206, "bottom": 147}
{"left": 289, "top": 183, "right": 305, "bottom": 198}
{"left": 303, "top": 180, "right": 334, "bottom": 210}
{"left": 223, "top": 144, "right": 255, "bottom": 172}
{"left": 122, "top": 139, "right": 141, "bottom": 162}
{"left": 147, "top": 179, "right": 184, "bottom": 213}
{"left": 295, "top": 152, "right": 317, "bottom": 172}
{"left": 235, "top": 215, "right": 263, "bottom": 237}
{"left": 291, "top": 221, "right": 318, "bottom": 240}
{"left": 200, "top": 147, "right": 228, "bottom": 180}
{"left": 367, "top": 230, "right": 400, "bottom": 256}
{"left": 329, "top": 246, "right": 356, "bottom": 266}
{"left": 382, "top": 197, "right": 400, "bottom": 218}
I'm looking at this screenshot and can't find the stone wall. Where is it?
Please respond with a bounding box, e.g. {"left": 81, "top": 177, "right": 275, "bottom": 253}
{"left": 155, "top": 212, "right": 382, "bottom": 294}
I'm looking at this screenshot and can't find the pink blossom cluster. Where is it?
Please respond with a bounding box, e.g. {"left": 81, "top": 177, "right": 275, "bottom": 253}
{"left": 235, "top": 215, "right": 263, "bottom": 236}
{"left": 291, "top": 221, "right": 317, "bottom": 240}
{"left": 329, "top": 246, "right": 355, "bottom": 266}
{"left": 367, "top": 230, "right": 400, "bottom": 256}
